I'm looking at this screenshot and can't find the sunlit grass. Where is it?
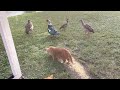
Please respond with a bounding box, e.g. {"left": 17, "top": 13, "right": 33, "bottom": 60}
{"left": 0, "top": 11, "right": 120, "bottom": 79}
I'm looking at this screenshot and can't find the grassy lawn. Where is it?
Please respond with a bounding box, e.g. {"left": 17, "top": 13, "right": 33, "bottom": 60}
{"left": 0, "top": 11, "right": 120, "bottom": 79}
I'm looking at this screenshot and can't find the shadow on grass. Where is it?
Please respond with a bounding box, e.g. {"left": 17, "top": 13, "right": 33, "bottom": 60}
{"left": 42, "top": 55, "right": 71, "bottom": 79}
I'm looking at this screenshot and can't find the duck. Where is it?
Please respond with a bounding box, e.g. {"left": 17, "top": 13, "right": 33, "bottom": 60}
{"left": 25, "top": 20, "right": 34, "bottom": 34}
{"left": 80, "top": 19, "right": 94, "bottom": 34}
{"left": 46, "top": 19, "right": 60, "bottom": 36}
{"left": 59, "top": 18, "right": 69, "bottom": 30}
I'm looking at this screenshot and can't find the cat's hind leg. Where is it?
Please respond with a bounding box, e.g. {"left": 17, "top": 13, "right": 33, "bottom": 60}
{"left": 52, "top": 56, "right": 55, "bottom": 61}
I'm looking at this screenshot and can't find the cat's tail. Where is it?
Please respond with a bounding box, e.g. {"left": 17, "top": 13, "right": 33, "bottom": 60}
{"left": 68, "top": 53, "right": 74, "bottom": 64}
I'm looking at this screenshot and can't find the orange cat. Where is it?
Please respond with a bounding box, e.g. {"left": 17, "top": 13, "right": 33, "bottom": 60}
{"left": 45, "top": 46, "right": 73, "bottom": 64}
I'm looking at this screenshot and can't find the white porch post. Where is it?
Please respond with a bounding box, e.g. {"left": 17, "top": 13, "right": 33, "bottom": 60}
{"left": 0, "top": 11, "right": 22, "bottom": 79}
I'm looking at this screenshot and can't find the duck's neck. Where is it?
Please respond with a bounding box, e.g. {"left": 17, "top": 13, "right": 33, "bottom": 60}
{"left": 48, "top": 22, "right": 52, "bottom": 25}
{"left": 66, "top": 20, "right": 68, "bottom": 24}
{"left": 81, "top": 20, "right": 85, "bottom": 26}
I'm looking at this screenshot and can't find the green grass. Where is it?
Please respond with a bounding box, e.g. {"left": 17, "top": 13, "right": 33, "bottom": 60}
{"left": 0, "top": 11, "right": 120, "bottom": 79}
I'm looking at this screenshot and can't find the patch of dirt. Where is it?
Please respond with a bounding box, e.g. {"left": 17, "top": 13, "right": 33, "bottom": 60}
{"left": 60, "top": 57, "right": 91, "bottom": 79}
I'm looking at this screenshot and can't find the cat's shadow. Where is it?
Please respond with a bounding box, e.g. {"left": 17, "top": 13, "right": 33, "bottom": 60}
{"left": 44, "top": 56, "right": 66, "bottom": 76}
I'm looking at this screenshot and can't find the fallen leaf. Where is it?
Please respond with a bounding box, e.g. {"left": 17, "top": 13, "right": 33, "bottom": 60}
{"left": 44, "top": 75, "right": 53, "bottom": 79}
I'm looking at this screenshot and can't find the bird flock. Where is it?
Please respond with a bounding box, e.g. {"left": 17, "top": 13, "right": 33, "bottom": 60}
{"left": 25, "top": 18, "right": 94, "bottom": 37}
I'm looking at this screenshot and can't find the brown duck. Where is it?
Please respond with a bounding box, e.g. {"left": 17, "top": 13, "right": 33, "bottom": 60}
{"left": 59, "top": 18, "right": 69, "bottom": 30}
{"left": 25, "top": 20, "right": 34, "bottom": 34}
{"left": 80, "top": 19, "right": 94, "bottom": 34}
